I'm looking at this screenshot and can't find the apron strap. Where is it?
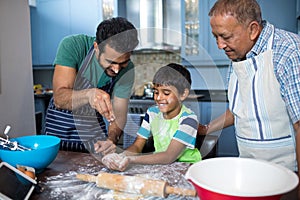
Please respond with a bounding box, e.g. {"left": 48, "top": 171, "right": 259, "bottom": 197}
{"left": 77, "top": 45, "right": 95, "bottom": 75}
{"left": 75, "top": 45, "right": 116, "bottom": 95}
{"left": 267, "top": 24, "right": 274, "bottom": 50}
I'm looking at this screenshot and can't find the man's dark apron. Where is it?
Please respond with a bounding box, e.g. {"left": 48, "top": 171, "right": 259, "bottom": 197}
{"left": 45, "top": 47, "right": 116, "bottom": 152}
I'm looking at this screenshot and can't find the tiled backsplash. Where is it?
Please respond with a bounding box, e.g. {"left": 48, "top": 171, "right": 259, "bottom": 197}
{"left": 130, "top": 50, "right": 182, "bottom": 96}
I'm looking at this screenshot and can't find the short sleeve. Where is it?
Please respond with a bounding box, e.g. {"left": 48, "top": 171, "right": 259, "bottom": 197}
{"left": 137, "top": 109, "right": 153, "bottom": 139}
{"left": 53, "top": 34, "right": 95, "bottom": 70}
{"left": 173, "top": 108, "right": 198, "bottom": 149}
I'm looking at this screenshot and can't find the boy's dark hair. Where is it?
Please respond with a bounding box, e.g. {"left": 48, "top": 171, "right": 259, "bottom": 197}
{"left": 96, "top": 17, "right": 139, "bottom": 53}
{"left": 153, "top": 63, "right": 192, "bottom": 94}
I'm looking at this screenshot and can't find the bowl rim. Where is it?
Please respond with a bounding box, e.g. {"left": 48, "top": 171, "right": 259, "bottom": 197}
{"left": 185, "top": 157, "right": 299, "bottom": 197}
{"left": 12, "top": 135, "right": 61, "bottom": 142}
{"left": 0, "top": 135, "right": 61, "bottom": 151}
{"left": 0, "top": 135, "right": 60, "bottom": 171}
{"left": 13, "top": 135, "right": 61, "bottom": 140}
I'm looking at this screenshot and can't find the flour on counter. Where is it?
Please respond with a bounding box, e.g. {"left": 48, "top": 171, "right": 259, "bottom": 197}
{"left": 40, "top": 163, "right": 199, "bottom": 200}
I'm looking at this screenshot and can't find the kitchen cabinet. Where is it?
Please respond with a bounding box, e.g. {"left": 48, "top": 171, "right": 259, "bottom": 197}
{"left": 298, "top": 0, "right": 300, "bottom": 19}
{"left": 181, "top": 0, "right": 230, "bottom": 66}
{"left": 34, "top": 98, "right": 44, "bottom": 133}
{"left": 200, "top": 101, "right": 239, "bottom": 157}
{"left": 34, "top": 94, "right": 52, "bottom": 134}
{"left": 182, "top": 0, "right": 298, "bottom": 66}
{"left": 124, "top": 0, "right": 229, "bottom": 66}
{"left": 31, "top": 0, "right": 297, "bottom": 66}
{"left": 30, "top": 0, "right": 102, "bottom": 66}
{"left": 257, "top": 0, "right": 297, "bottom": 33}
{"left": 205, "top": 0, "right": 230, "bottom": 65}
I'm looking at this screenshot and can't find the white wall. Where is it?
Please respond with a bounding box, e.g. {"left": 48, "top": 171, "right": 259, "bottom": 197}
{"left": 0, "top": 0, "right": 35, "bottom": 137}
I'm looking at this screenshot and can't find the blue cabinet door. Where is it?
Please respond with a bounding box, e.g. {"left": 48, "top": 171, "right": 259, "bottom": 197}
{"left": 184, "top": 0, "right": 297, "bottom": 66}
{"left": 205, "top": 0, "right": 230, "bottom": 66}
{"left": 31, "top": 0, "right": 102, "bottom": 66}
{"left": 69, "top": 0, "right": 102, "bottom": 35}
{"left": 297, "top": 0, "right": 300, "bottom": 18}
{"left": 258, "top": 0, "right": 297, "bottom": 33}
{"left": 200, "top": 101, "right": 239, "bottom": 157}
{"left": 181, "top": 0, "right": 230, "bottom": 66}
{"left": 33, "top": 0, "right": 70, "bottom": 65}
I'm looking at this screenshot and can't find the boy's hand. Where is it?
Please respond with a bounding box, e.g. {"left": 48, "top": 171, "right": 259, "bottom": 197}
{"left": 102, "top": 153, "right": 129, "bottom": 171}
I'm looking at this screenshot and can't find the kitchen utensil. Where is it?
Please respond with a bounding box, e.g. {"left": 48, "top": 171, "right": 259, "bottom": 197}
{"left": 144, "top": 82, "right": 154, "bottom": 98}
{"left": 0, "top": 125, "right": 31, "bottom": 151}
{"left": 185, "top": 157, "right": 299, "bottom": 200}
{"left": 0, "top": 135, "right": 60, "bottom": 173}
{"left": 3, "top": 125, "right": 11, "bottom": 138}
{"left": 76, "top": 172, "right": 196, "bottom": 198}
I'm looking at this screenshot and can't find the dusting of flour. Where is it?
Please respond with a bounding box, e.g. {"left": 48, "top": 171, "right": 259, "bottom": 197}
{"left": 39, "top": 162, "right": 199, "bottom": 200}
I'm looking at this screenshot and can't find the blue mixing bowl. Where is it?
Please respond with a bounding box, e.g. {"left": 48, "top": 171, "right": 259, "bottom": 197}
{"left": 0, "top": 135, "right": 60, "bottom": 172}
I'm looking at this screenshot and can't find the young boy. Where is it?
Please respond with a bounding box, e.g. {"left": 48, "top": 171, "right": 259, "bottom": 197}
{"left": 102, "top": 63, "right": 201, "bottom": 171}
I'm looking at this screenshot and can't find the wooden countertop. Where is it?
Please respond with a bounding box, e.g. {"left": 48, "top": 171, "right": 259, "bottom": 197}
{"left": 30, "top": 151, "right": 198, "bottom": 200}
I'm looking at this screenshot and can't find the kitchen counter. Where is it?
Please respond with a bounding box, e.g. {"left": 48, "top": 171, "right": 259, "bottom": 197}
{"left": 34, "top": 90, "right": 227, "bottom": 102}
{"left": 1, "top": 150, "right": 296, "bottom": 200}
{"left": 130, "top": 90, "right": 228, "bottom": 103}
{"left": 190, "top": 90, "right": 228, "bottom": 102}
{"left": 30, "top": 151, "right": 296, "bottom": 200}
{"left": 30, "top": 151, "right": 198, "bottom": 200}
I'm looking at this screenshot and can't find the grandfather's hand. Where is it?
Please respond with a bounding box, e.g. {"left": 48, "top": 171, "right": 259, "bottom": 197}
{"left": 94, "top": 140, "right": 116, "bottom": 156}
{"left": 101, "top": 153, "right": 129, "bottom": 172}
{"left": 197, "top": 123, "right": 210, "bottom": 135}
{"left": 88, "top": 88, "right": 116, "bottom": 122}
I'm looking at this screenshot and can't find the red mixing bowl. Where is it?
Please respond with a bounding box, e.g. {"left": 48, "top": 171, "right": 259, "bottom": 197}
{"left": 185, "top": 157, "right": 298, "bottom": 200}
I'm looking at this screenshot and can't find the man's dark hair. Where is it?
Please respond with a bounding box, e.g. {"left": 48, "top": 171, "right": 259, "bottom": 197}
{"left": 153, "top": 63, "right": 192, "bottom": 94}
{"left": 96, "top": 17, "right": 139, "bottom": 53}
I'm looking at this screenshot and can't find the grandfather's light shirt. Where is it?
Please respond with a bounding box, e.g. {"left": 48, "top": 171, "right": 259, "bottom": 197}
{"left": 227, "top": 21, "right": 300, "bottom": 124}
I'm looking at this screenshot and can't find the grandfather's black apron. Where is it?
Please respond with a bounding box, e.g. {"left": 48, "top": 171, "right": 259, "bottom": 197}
{"left": 45, "top": 47, "right": 116, "bottom": 152}
{"left": 228, "top": 25, "right": 297, "bottom": 171}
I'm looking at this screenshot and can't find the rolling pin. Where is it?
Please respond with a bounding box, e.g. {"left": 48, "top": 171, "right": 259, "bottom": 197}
{"left": 76, "top": 172, "right": 196, "bottom": 198}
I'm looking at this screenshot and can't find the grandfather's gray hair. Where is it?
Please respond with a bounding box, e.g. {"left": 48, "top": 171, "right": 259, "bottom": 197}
{"left": 209, "top": 0, "right": 262, "bottom": 26}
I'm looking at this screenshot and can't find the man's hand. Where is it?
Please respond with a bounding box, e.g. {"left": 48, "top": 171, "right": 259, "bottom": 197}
{"left": 94, "top": 140, "right": 116, "bottom": 155}
{"left": 88, "top": 88, "right": 116, "bottom": 122}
